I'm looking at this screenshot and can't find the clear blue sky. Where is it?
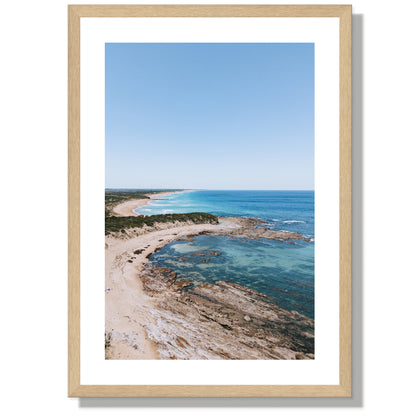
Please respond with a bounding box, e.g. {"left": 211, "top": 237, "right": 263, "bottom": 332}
{"left": 105, "top": 43, "right": 314, "bottom": 190}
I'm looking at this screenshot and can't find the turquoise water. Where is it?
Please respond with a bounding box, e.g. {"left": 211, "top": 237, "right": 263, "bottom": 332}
{"left": 139, "top": 190, "right": 314, "bottom": 318}
{"left": 135, "top": 190, "right": 314, "bottom": 237}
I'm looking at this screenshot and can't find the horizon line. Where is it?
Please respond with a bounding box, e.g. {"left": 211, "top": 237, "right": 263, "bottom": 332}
{"left": 105, "top": 187, "right": 315, "bottom": 191}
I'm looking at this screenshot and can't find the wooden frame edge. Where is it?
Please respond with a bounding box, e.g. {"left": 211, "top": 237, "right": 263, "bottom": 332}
{"left": 339, "top": 4, "right": 352, "bottom": 398}
{"left": 68, "top": 4, "right": 81, "bottom": 396}
{"left": 68, "top": 4, "right": 352, "bottom": 398}
{"left": 69, "top": 4, "right": 351, "bottom": 18}
{"left": 69, "top": 384, "right": 352, "bottom": 398}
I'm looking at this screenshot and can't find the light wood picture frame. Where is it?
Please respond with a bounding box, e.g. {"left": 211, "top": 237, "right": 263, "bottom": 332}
{"left": 68, "top": 4, "right": 351, "bottom": 397}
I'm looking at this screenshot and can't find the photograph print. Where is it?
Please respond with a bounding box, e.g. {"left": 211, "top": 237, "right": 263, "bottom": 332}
{"left": 104, "top": 43, "right": 315, "bottom": 360}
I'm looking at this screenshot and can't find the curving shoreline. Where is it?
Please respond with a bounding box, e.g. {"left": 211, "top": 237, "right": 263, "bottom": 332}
{"left": 105, "top": 220, "right": 229, "bottom": 359}
{"left": 105, "top": 198, "right": 314, "bottom": 360}
{"left": 111, "top": 190, "right": 188, "bottom": 217}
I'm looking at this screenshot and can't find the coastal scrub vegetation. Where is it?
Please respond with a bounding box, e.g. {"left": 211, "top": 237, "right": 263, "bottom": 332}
{"left": 105, "top": 189, "right": 218, "bottom": 234}
{"left": 105, "top": 212, "right": 218, "bottom": 234}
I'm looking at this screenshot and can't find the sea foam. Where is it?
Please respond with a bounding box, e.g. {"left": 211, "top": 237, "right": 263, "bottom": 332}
{"left": 283, "top": 220, "right": 306, "bottom": 224}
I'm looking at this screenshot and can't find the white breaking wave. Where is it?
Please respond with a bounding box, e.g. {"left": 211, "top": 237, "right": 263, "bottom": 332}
{"left": 283, "top": 220, "right": 306, "bottom": 224}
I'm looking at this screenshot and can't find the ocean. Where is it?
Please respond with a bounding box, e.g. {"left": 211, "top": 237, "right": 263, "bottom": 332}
{"left": 135, "top": 190, "right": 314, "bottom": 318}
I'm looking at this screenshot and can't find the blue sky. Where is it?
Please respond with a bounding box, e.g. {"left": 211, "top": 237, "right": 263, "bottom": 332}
{"left": 105, "top": 43, "right": 314, "bottom": 190}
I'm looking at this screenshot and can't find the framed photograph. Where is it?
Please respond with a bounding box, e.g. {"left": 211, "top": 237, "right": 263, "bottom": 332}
{"left": 68, "top": 5, "right": 351, "bottom": 397}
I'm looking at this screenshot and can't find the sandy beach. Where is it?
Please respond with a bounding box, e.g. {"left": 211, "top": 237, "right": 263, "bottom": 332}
{"left": 106, "top": 190, "right": 232, "bottom": 358}
{"left": 105, "top": 219, "right": 235, "bottom": 359}
{"left": 112, "top": 190, "right": 187, "bottom": 217}
{"left": 105, "top": 196, "right": 313, "bottom": 359}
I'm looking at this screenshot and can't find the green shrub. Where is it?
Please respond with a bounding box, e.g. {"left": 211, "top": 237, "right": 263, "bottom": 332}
{"left": 105, "top": 212, "right": 218, "bottom": 235}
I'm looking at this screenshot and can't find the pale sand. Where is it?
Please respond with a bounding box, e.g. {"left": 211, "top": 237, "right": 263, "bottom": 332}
{"left": 105, "top": 219, "right": 239, "bottom": 359}
{"left": 111, "top": 190, "right": 187, "bottom": 217}
{"left": 106, "top": 188, "right": 237, "bottom": 359}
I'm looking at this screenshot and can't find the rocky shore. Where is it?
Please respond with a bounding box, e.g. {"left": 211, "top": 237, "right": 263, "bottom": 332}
{"left": 140, "top": 263, "right": 314, "bottom": 360}
{"left": 105, "top": 215, "right": 314, "bottom": 360}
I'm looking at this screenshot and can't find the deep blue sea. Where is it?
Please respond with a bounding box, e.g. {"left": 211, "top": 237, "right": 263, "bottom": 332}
{"left": 135, "top": 190, "right": 315, "bottom": 318}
